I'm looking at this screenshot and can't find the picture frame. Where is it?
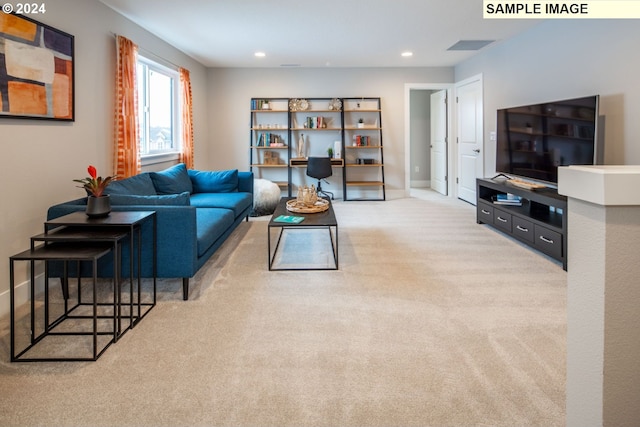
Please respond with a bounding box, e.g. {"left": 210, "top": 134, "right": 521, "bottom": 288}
{"left": 0, "top": 13, "right": 74, "bottom": 121}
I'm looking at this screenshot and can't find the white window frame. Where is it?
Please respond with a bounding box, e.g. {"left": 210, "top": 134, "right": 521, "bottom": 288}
{"left": 136, "top": 55, "right": 181, "bottom": 166}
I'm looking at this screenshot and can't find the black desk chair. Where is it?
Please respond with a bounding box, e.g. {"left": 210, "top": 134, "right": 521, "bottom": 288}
{"left": 306, "top": 157, "right": 334, "bottom": 200}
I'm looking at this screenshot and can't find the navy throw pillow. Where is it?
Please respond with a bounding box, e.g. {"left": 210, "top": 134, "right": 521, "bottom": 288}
{"left": 104, "top": 173, "right": 157, "bottom": 195}
{"left": 150, "top": 163, "right": 193, "bottom": 194}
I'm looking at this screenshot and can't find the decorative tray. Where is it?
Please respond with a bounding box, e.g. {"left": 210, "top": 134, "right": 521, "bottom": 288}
{"left": 507, "top": 179, "right": 546, "bottom": 190}
{"left": 286, "top": 198, "right": 329, "bottom": 213}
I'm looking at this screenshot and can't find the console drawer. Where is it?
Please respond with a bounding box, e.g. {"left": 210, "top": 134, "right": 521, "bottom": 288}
{"left": 493, "top": 208, "right": 512, "bottom": 232}
{"left": 512, "top": 216, "right": 534, "bottom": 243}
{"left": 477, "top": 201, "right": 494, "bottom": 224}
{"left": 534, "top": 225, "right": 562, "bottom": 259}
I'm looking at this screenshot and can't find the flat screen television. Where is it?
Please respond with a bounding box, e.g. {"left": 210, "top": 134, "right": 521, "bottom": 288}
{"left": 495, "top": 95, "right": 601, "bottom": 186}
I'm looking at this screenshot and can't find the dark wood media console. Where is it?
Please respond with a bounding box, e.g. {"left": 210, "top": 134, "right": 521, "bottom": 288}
{"left": 476, "top": 178, "right": 568, "bottom": 270}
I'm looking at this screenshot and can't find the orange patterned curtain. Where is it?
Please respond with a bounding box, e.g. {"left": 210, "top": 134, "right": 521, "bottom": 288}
{"left": 179, "top": 67, "right": 194, "bottom": 169}
{"left": 114, "top": 35, "right": 140, "bottom": 178}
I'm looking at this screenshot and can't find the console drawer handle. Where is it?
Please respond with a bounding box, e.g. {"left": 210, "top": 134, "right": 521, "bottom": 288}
{"left": 516, "top": 225, "right": 529, "bottom": 232}
{"left": 481, "top": 209, "right": 491, "bottom": 215}
{"left": 539, "top": 235, "right": 554, "bottom": 244}
{"left": 497, "top": 216, "right": 508, "bottom": 223}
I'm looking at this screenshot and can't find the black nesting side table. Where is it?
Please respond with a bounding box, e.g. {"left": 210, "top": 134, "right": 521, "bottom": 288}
{"left": 10, "top": 242, "right": 116, "bottom": 362}
{"left": 9, "top": 211, "right": 157, "bottom": 362}
{"left": 43, "top": 211, "right": 157, "bottom": 334}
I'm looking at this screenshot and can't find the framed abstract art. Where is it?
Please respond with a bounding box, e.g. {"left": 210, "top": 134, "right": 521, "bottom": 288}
{"left": 0, "top": 13, "right": 74, "bottom": 121}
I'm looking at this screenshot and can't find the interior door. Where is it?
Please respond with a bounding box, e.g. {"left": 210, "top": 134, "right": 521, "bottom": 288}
{"left": 430, "top": 90, "right": 447, "bottom": 195}
{"left": 455, "top": 76, "right": 484, "bottom": 204}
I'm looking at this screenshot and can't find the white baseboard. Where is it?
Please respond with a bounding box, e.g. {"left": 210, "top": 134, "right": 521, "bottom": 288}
{"left": 0, "top": 273, "right": 46, "bottom": 319}
{"left": 410, "top": 180, "right": 430, "bottom": 188}
{"left": 385, "top": 189, "right": 406, "bottom": 200}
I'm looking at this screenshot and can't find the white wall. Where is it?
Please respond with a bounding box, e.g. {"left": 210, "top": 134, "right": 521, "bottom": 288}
{"left": 205, "top": 67, "right": 454, "bottom": 198}
{"left": 0, "top": 0, "right": 208, "bottom": 316}
{"left": 455, "top": 19, "right": 640, "bottom": 175}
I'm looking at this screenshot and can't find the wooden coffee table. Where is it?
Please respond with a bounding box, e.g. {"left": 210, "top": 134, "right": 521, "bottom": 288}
{"left": 267, "top": 197, "right": 338, "bottom": 271}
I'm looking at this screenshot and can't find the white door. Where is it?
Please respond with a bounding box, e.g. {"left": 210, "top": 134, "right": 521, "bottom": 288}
{"left": 430, "top": 90, "right": 447, "bottom": 195}
{"left": 455, "top": 76, "right": 484, "bottom": 204}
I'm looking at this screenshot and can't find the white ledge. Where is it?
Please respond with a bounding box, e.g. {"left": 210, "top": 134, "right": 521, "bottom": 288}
{"left": 557, "top": 165, "right": 640, "bottom": 206}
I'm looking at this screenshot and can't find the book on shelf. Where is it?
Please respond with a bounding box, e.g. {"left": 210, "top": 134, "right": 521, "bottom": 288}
{"left": 492, "top": 193, "right": 523, "bottom": 206}
{"left": 273, "top": 215, "right": 304, "bottom": 224}
{"left": 353, "top": 135, "right": 370, "bottom": 146}
{"left": 305, "top": 116, "right": 324, "bottom": 129}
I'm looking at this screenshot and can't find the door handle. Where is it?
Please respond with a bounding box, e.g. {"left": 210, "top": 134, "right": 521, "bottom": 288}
{"left": 473, "top": 148, "right": 481, "bottom": 153}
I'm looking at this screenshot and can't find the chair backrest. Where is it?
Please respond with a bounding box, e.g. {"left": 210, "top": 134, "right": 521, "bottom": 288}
{"left": 306, "top": 157, "right": 333, "bottom": 180}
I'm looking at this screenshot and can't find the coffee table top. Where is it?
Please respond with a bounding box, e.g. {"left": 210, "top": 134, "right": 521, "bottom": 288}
{"left": 268, "top": 197, "right": 337, "bottom": 228}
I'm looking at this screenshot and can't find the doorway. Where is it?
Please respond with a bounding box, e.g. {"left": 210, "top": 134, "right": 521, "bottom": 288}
{"left": 405, "top": 84, "right": 453, "bottom": 197}
{"left": 405, "top": 75, "right": 484, "bottom": 203}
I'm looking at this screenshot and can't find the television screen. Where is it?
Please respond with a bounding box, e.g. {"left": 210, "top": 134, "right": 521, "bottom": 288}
{"left": 495, "top": 95, "right": 600, "bottom": 185}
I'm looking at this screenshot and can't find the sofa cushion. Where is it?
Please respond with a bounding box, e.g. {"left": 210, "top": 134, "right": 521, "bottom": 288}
{"left": 105, "top": 173, "right": 157, "bottom": 196}
{"left": 196, "top": 208, "right": 235, "bottom": 257}
{"left": 109, "top": 192, "right": 191, "bottom": 206}
{"left": 188, "top": 169, "right": 238, "bottom": 193}
{"left": 189, "top": 192, "right": 252, "bottom": 217}
{"left": 150, "top": 163, "right": 193, "bottom": 195}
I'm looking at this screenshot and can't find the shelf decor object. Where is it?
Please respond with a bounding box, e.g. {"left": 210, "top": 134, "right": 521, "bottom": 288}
{"left": 328, "top": 98, "right": 342, "bottom": 110}
{"left": 289, "top": 98, "right": 309, "bottom": 111}
{"left": 0, "top": 13, "right": 75, "bottom": 121}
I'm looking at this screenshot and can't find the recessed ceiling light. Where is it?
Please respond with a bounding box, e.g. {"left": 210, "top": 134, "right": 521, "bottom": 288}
{"left": 254, "top": 52, "right": 266, "bottom": 57}
{"left": 401, "top": 51, "right": 413, "bottom": 57}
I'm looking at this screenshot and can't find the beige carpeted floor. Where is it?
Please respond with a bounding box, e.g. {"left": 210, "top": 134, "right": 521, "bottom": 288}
{"left": 0, "top": 191, "right": 567, "bottom": 426}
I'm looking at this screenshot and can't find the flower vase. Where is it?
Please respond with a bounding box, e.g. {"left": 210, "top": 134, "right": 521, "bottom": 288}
{"left": 86, "top": 195, "right": 111, "bottom": 218}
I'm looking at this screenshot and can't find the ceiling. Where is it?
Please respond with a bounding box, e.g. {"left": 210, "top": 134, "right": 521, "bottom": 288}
{"left": 99, "top": 0, "right": 541, "bottom": 68}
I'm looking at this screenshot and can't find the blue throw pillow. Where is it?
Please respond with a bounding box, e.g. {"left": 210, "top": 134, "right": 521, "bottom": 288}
{"left": 188, "top": 169, "right": 238, "bottom": 193}
{"left": 150, "top": 163, "right": 193, "bottom": 195}
{"left": 104, "top": 173, "right": 157, "bottom": 195}
{"left": 109, "top": 192, "right": 191, "bottom": 206}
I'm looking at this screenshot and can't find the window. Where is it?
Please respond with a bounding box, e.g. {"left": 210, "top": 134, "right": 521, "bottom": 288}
{"left": 136, "top": 56, "right": 180, "bottom": 160}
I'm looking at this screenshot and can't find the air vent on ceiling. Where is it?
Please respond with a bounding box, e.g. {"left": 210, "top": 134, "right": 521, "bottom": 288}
{"left": 447, "top": 40, "right": 495, "bottom": 51}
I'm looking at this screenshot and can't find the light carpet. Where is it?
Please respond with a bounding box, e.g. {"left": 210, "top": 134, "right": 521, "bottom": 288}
{"left": 0, "top": 192, "right": 567, "bottom": 426}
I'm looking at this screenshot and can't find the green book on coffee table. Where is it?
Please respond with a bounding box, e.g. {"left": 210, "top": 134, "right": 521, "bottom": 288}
{"left": 273, "top": 215, "right": 304, "bottom": 224}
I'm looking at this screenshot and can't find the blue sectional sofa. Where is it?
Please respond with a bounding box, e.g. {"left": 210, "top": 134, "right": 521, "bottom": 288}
{"left": 47, "top": 163, "right": 253, "bottom": 300}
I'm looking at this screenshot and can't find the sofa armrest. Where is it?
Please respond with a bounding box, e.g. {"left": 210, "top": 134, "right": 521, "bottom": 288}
{"left": 237, "top": 171, "right": 254, "bottom": 194}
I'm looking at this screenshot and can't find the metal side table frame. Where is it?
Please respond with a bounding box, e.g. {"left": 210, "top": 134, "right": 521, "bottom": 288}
{"left": 43, "top": 211, "right": 157, "bottom": 336}
{"left": 10, "top": 243, "right": 116, "bottom": 362}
